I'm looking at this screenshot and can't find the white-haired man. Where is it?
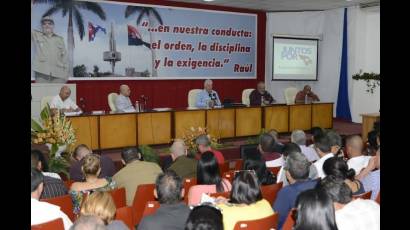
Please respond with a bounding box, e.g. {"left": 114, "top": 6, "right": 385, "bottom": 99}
{"left": 291, "top": 130, "right": 319, "bottom": 162}
{"left": 196, "top": 79, "right": 221, "bottom": 108}
{"left": 115, "top": 84, "right": 136, "bottom": 112}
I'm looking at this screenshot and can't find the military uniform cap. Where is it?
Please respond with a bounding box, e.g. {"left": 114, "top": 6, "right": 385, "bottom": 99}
{"left": 41, "top": 16, "right": 54, "bottom": 24}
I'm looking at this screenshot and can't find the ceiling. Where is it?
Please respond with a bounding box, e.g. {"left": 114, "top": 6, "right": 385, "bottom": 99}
{"left": 172, "top": 0, "right": 380, "bottom": 12}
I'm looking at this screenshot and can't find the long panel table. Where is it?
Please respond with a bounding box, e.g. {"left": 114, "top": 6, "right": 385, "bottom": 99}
{"left": 67, "top": 102, "right": 333, "bottom": 150}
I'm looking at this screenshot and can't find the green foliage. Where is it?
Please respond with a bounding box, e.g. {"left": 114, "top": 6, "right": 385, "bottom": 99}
{"left": 48, "top": 154, "right": 70, "bottom": 178}
{"left": 352, "top": 72, "right": 380, "bottom": 94}
{"left": 73, "top": 65, "right": 88, "bottom": 77}
{"left": 139, "top": 145, "right": 160, "bottom": 164}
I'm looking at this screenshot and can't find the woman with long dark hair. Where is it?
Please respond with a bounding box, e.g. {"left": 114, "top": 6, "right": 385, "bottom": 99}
{"left": 187, "top": 151, "right": 231, "bottom": 206}
{"left": 243, "top": 154, "right": 276, "bottom": 185}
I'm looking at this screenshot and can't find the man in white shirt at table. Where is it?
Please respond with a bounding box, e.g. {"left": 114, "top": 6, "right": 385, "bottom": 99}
{"left": 196, "top": 79, "right": 221, "bottom": 108}
{"left": 49, "top": 85, "right": 81, "bottom": 114}
{"left": 115, "top": 84, "right": 136, "bottom": 113}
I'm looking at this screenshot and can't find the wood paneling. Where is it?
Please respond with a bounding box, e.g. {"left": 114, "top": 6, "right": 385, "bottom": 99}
{"left": 137, "top": 112, "right": 172, "bottom": 145}
{"left": 264, "top": 106, "right": 289, "bottom": 133}
{"left": 361, "top": 113, "right": 379, "bottom": 140}
{"left": 235, "top": 107, "right": 261, "bottom": 136}
{"left": 289, "top": 104, "right": 312, "bottom": 131}
{"left": 99, "top": 114, "right": 137, "bottom": 149}
{"left": 312, "top": 103, "right": 333, "bottom": 129}
{"left": 207, "top": 109, "right": 235, "bottom": 138}
{"left": 174, "top": 110, "right": 206, "bottom": 138}
{"left": 69, "top": 116, "right": 99, "bottom": 150}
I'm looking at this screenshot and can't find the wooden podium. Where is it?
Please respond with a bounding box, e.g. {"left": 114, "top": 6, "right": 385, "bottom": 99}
{"left": 361, "top": 113, "right": 380, "bottom": 141}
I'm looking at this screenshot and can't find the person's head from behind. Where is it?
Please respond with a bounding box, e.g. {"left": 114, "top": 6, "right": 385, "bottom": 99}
{"left": 41, "top": 16, "right": 55, "bottom": 36}
{"left": 121, "top": 147, "right": 141, "bottom": 165}
{"left": 291, "top": 130, "right": 307, "bottom": 146}
{"left": 258, "top": 133, "right": 276, "bottom": 154}
{"left": 196, "top": 134, "right": 211, "bottom": 153}
{"left": 31, "top": 149, "right": 49, "bottom": 172}
{"left": 81, "top": 154, "right": 101, "bottom": 179}
{"left": 70, "top": 215, "right": 106, "bottom": 230}
{"left": 268, "top": 129, "right": 279, "bottom": 142}
{"left": 154, "top": 170, "right": 184, "bottom": 204}
{"left": 170, "top": 139, "right": 187, "bottom": 161}
{"left": 314, "top": 133, "right": 332, "bottom": 157}
{"left": 326, "top": 130, "right": 342, "bottom": 155}
{"left": 243, "top": 154, "right": 269, "bottom": 185}
{"left": 230, "top": 170, "right": 262, "bottom": 205}
{"left": 204, "top": 79, "right": 213, "bottom": 92}
{"left": 74, "top": 144, "right": 92, "bottom": 161}
{"left": 119, "top": 84, "right": 131, "bottom": 97}
{"left": 197, "top": 151, "right": 224, "bottom": 192}
{"left": 323, "top": 157, "right": 355, "bottom": 181}
{"left": 345, "top": 135, "right": 363, "bottom": 158}
{"left": 316, "top": 176, "right": 352, "bottom": 208}
{"left": 80, "top": 191, "right": 116, "bottom": 225}
{"left": 311, "top": 127, "right": 324, "bottom": 143}
{"left": 367, "top": 130, "right": 379, "bottom": 153}
{"left": 31, "top": 167, "right": 44, "bottom": 199}
{"left": 282, "top": 142, "right": 302, "bottom": 160}
{"left": 185, "top": 205, "right": 223, "bottom": 230}
{"left": 284, "top": 152, "right": 311, "bottom": 184}
{"left": 303, "top": 85, "right": 312, "bottom": 94}
{"left": 257, "top": 81, "right": 266, "bottom": 94}
{"left": 294, "top": 189, "right": 338, "bottom": 230}
{"left": 59, "top": 85, "right": 71, "bottom": 101}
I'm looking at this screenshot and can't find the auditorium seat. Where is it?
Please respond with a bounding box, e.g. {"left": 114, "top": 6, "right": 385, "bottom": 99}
{"left": 107, "top": 93, "right": 118, "bottom": 112}
{"left": 242, "top": 88, "right": 254, "bottom": 106}
{"left": 187, "top": 89, "right": 202, "bottom": 107}
{"left": 284, "top": 87, "right": 298, "bottom": 105}
{"left": 31, "top": 218, "right": 64, "bottom": 230}
{"left": 108, "top": 187, "right": 126, "bottom": 208}
{"left": 142, "top": 201, "right": 160, "bottom": 217}
{"left": 233, "top": 213, "right": 279, "bottom": 230}
{"left": 267, "top": 166, "right": 281, "bottom": 176}
{"left": 115, "top": 206, "right": 134, "bottom": 230}
{"left": 282, "top": 209, "right": 297, "bottom": 230}
{"left": 183, "top": 178, "right": 197, "bottom": 204}
{"left": 229, "top": 159, "right": 244, "bottom": 171}
{"left": 375, "top": 191, "right": 380, "bottom": 204}
{"left": 261, "top": 182, "right": 283, "bottom": 204}
{"left": 63, "top": 180, "right": 74, "bottom": 190}
{"left": 209, "top": 191, "right": 230, "bottom": 199}
{"left": 132, "top": 184, "right": 156, "bottom": 225}
{"left": 353, "top": 191, "right": 372, "bottom": 200}
{"left": 219, "top": 161, "right": 230, "bottom": 177}
{"left": 223, "top": 170, "right": 235, "bottom": 184}
{"left": 41, "top": 194, "right": 75, "bottom": 221}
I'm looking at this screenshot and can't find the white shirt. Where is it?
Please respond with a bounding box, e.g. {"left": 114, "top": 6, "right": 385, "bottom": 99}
{"left": 49, "top": 95, "right": 78, "bottom": 110}
{"left": 347, "top": 155, "right": 372, "bottom": 175}
{"left": 31, "top": 198, "right": 73, "bottom": 229}
{"left": 115, "top": 94, "right": 136, "bottom": 112}
{"left": 265, "top": 155, "right": 285, "bottom": 168}
{"left": 336, "top": 199, "right": 380, "bottom": 230}
{"left": 313, "top": 153, "right": 334, "bottom": 179}
{"left": 299, "top": 145, "right": 319, "bottom": 162}
{"left": 42, "top": 172, "right": 61, "bottom": 180}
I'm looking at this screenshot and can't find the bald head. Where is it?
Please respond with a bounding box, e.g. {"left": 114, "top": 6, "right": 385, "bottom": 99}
{"left": 119, "top": 84, "right": 131, "bottom": 97}
{"left": 346, "top": 135, "right": 363, "bottom": 158}
{"left": 257, "top": 81, "right": 266, "bottom": 93}
{"left": 170, "top": 139, "right": 187, "bottom": 160}
{"left": 204, "top": 79, "right": 213, "bottom": 92}
{"left": 59, "top": 86, "right": 71, "bottom": 101}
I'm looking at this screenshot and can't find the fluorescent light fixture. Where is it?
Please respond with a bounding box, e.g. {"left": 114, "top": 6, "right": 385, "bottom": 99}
{"left": 203, "top": 0, "right": 215, "bottom": 2}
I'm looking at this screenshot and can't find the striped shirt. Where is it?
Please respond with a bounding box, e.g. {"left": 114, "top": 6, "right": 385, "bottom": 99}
{"left": 40, "top": 176, "right": 68, "bottom": 199}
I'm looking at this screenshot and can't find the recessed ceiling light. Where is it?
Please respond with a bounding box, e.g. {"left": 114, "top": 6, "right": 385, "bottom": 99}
{"left": 346, "top": 0, "right": 353, "bottom": 2}
{"left": 203, "top": 0, "right": 215, "bottom": 2}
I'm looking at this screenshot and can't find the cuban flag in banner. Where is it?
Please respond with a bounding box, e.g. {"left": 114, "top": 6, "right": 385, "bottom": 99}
{"left": 88, "top": 22, "right": 106, "bottom": 41}
{"left": 127, "top": 25, "right": 150, "bottom": 48}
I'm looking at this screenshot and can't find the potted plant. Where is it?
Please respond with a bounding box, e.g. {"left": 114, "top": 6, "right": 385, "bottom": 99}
{"left": 181, "top": 127, "right": 221, "bottom": 157}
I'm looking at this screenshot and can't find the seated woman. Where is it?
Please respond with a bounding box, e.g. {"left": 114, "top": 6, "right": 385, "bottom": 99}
{"left": 187, "top": 151, "right": 232, "bottom": 206}
{"left": 217, "top": 171, "right": 274, "bottom": 230}
{"left": 80, "top": 191, "right": 128, "bottom": 229}
{"left": 294, "top": 188, "right": 338, "bottom": 230}
{"left": 185, "top": 205, "right": 223, "bottom": 230}
{"left": 69, "top": 154, "right": 116, "bottom": 215}
{"left": 243, "top": 154, "right": 276, "bottom": 185}
{"left": 323, "top": 157, "right": 365, "bottom": 195}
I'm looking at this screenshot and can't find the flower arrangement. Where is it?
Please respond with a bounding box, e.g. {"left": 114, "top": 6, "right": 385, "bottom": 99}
{"left": 31, "top": 104, "right": 76, "bottom": 176}
{"left": 352, "top": 71, "right": 380, "bottom": 94}
{"left": 181, "top": 127, "right": 221, "bottom": 156}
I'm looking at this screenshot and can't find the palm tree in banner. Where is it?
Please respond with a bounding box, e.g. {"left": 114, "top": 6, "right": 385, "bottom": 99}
{"left": 33, "top": 0, "right": 106, "bottom": 78}
{"left": 125, "top": 6, "right": 163, "bottom": 77}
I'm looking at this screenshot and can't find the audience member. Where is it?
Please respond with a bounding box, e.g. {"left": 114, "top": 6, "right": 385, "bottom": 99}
{"left": 113, "top": 147, "right": 162, "bottom": 205}
{"left": 294, "top": 189, "right": 338, "bottom": 230}
{"left": 317, "top": 176, "right": 380, "bottom": 230}
{"left": 323, "top": 157, "right": 365, "bottom": 195}
{"left": 31, "top": 168, "right": 73, "bottom": 229}
{"left": 168, "top": 139, "right": 198, "bottom": 179}
{"left": 273, "top": 152, "right": 318, "bottom": 229}
{"left": 243, "top": 154, "right": 276, "bottom": 185}
{"left": 291, "top": 130, "right": 319, "bottom": 162}
{"left": 346, "top": 135, "right": 371, "bottom": 175}
{"left": 217, "top": 171, "right": 274, "bottom": 230}
{"left": 139, "top": 170, "right": 190, "bottom": 230}
{"left": 268, "top": 129, "right": 285, "bottom": 153}
{"left": 70, "top": 144, "right": 116, "bottom": 182}
{"left": 196, "top": 134, "right": 224, "bottom": 164}
{"left": 80, "top": 191, "right": 128, "bottom": 230}
{"left": 70, "top": 215, "right": 106, "bottom": 230}
{"left": 357, "top": 149, "right": 380, "bottom": 200}
{"left": 326, "top": 130, "right": 343, "bottom": 157}
{"left": 309, "top": 126, "right": 324, "bottom": 147}
{"left": 313, "top": 133, "right": 334, "bottom": 178}
{"left": 258, "top": 133, "right": 284, "bottom": 167}
{"left": 188, "top": 152, "right": 231, "bottom": 206}
{"left": 365, "top": 130, "right": 379, "bottom": 156}
{"left": 31, "top": 149, "right": 60, "bottom": 179}
{"left": 185, "top": 205, "right": 223, "bottom": 230}
{"left": 31, "top": 149, "right": 67, "bottom": 199}
{"left": 70, "top": 154, "right": 117, "bottom": 215}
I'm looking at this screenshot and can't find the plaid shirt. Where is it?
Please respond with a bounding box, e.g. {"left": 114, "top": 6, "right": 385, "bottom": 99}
{"left": 40, "top": 176, "right": 68, "bottom": 199}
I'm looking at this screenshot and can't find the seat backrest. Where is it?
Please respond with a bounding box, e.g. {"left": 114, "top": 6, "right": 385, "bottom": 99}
{"left": 183, "top": 178, "right": 197, "bottom": 204}
{"left": 115, "top": 206, "right": 134, "bottom": 230}
{"left": 282, "top": 208, "right": 297, "bottom": 230}
{"left": 240, "top": 144, "right": 258, "bottom": 160}
{"left": 284, "top": 87, "right": 298, "bottom": 105}
{"left": 233, "top": 213, "right": 279, "bottom": 230}
{"left": 375, "top": 191, "right": 380, "bottom": 204}
{"left": 353, "top": 191, "right": 372, "bottom": 200}
{"left": 209, "top": 191, "right": 230, "bottom": 199}
{"left": 31, "top": 218, "right": 64, "bottom": 230}
{"left": 261, "top": 182, "right": 283, "bottom": 204}
{"left": 107, "top": 93, "right": 118, "bottom": 112}
{"left": 40, "top": 96, "right": 54, "bottom": 111}
{"left": 109, "top": 187, "right": 126, "bottom": 208}
{"left": 230, "top": 159, "right": 244, "bottom": 171}
{"left": 219, "top": 161, "right": 230, "bottom": 177}
{"left": 242, "top": 88, "right": 255, "bottom": 106}
{"left": 63, "top": 180, "right": 74, "bottom": 190}
{"left": 223, "top": 171, "right": 235, "bottom": 184}
{"left": 188, "top": 89, "right": 202, "bottom": 107}
{"left": 41, "top": 194, "right": 75, "bottom": 222}
{"left": 132, "top": 183, "right": 156, "bottom": 225}
{"left": 142, "top": 201, "right": 161, "bottom": 218}
{"left": 267, "top": 166, "right": 281, "bottom": 176}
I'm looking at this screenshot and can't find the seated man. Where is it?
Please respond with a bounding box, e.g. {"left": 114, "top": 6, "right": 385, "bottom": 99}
{"left": 168, "top": 139, "right": 198, "bottom": 179}
{"left": 318, "top": 176, "right": 380, "bottom": 230}
{"left": 313, "top": 133, "right": 334, "bottom": 179}
{"left": 138, "top": 170, "right": 191, "bottom": 230}
{"left": 49, "top": 85, "right": 81, "bottom": 114}
{"left": 346, "top": 135, "right": 371, "bottom": 175}
{"left": 291, "top": 130, "right": 319, "bottom": 162}
{"left": 326, "top": 130, "right": 343, "bottom": 158}
{"left": 249, "top": 81, "right": 275, "bottom": 106}
{"left": 113, "top": 147, "right": 163, "bottom": 205}
{"left": 196, "top": 79, "right": 221, "bottom": 108}
{"left": 31, "top": 150, "right": 67, "bottom": 199}
{"left": 31, "top": 168, "right": 73, "bottom": 229}
{"left": 295, "top": 85, "right": 320, "bottom": 103}
{"left": 268, "top": 129, "right": 285, "bottom": 153}
{"left": 357, "top": 149, "right": 380, "bottom": 200}
{"left": 196, "top": 134, "right": 224, "bottom": 164}
{"left": 273, "top": 152, "right": 318, "bottom": 229}
{"left": 69, "top": 144, "right": 116, "bottom": 182}
{"left": 115, "top": 84, "right": 136, "bottom": 112}
{"left": 258, "top": 133, "right": 284, "bottom": 167}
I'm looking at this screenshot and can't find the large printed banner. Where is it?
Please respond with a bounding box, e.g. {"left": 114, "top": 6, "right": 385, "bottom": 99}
{"left": 31, "top": 0, "right": 257, "bottom": 81}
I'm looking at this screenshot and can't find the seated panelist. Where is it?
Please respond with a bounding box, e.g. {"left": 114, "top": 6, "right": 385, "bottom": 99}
{"left": 115, "top": 84, "right": 136, "bottom": 113}
{"left": 295, "top": 85, "right": 320, "bottom": 103}
{"left": 49, "top": 85, "right": 81, "bottom": 115}
{"left": 196, "top": 79, "right": 221, "bottom": 108}
{"left": 249, "top": 81, "right": 275, "bottom": 106}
